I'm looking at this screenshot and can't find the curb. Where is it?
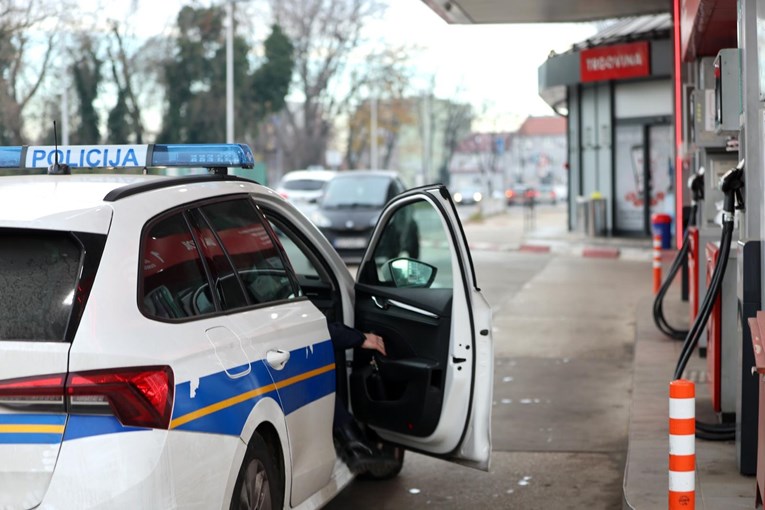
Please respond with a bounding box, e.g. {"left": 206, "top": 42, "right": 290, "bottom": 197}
{"left": 466, "top": 240, "right": 655, "bottom": 261}
{"left": 582, "top": 246, "right": 621, "bottom": 258}
{"left": 519, "top": 244, "right": 552, "bottom": 253}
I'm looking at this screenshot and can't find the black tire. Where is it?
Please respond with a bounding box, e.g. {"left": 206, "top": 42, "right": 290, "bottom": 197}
{"left": 358, "top": 444, "right": 405, "bottom": 481}
{"left": 230, "top": 432, "right": 283, "bottom": 510}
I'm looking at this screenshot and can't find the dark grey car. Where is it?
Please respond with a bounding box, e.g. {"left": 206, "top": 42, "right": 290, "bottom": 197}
{"left": 310, "top": 171, "right": 419, "bottom": 263}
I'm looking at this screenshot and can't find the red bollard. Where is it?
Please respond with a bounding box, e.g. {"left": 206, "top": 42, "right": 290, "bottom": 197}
{"left": 653, "top": 234, "right": 662, "bottom": 294}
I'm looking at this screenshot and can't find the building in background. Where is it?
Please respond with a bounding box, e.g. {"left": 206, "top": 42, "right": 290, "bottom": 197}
{"left": 447, "top": 116, "right": 567, "bottom": 198}
{"left": 538, "top": 14, "right": 673, "bottom": 236}
{"left": 506, "top": 116, "right": 567, "bottom": 186}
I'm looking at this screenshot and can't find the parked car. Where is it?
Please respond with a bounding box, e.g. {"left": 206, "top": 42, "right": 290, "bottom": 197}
{"left": 0, "top": 143, "right": 492, "bottom": 509}
{"left": 311, "top": 170, "right": 419, "bottom": 263}
{"left": 536, "top": 184, "right": 558, "bottom": 205}
{"left": 274, "top": 168, "right": 336, "bottom": 215}
{"left": 453, "top": 188, "right": 483, "bottom": 205}
{"left": 505, "top": 184, "right": 537, "bottom": 206}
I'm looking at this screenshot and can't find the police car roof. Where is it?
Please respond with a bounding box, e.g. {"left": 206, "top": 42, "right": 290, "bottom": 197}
{"left": 0, "top": 143, "right": 262, "bottom": 233}
{"left": 0, "top": 174, "right": 263, "bottom": 234}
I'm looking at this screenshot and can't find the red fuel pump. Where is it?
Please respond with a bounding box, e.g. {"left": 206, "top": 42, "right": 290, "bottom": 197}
{"left": 704, "top": 242, "right": 736, "bottom": 418}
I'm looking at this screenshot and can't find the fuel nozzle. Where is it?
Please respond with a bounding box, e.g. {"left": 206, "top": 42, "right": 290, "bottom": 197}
{"left": 687, "top": 168, "right": 704, "bottom": 203}
{"left": 719, "top": 159, "right": 745, "bottom": 215}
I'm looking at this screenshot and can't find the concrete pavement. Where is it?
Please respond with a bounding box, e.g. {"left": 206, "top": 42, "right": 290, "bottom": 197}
{"left": 469, "top": 205, "right": 759, "bottom": 509}
{"left": 472, "top": 205, "right": 756, "bottom": 510}
{"left": 331, "top": 204, "right": 758, "bottom": 509}
{"left": 622, "top": 282, "right": 756, "bottom": 509}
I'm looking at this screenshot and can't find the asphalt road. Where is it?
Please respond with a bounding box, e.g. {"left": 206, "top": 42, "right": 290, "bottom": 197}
{"left": 325, "top": 205, "right": 643, "bottom": 510}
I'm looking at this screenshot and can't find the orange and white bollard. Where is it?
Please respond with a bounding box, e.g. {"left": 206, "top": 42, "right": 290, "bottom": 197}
{"left": 669, "top": 379, "right": 695, "bottom": 509}
{"left": 653, "top": 233, "right": 663, "bottom": 294}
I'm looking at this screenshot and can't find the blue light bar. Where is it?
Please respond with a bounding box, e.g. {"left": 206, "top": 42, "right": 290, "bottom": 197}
{"left": 0, "top": 146, "right": 22, "bottom": 168}
{"left": 6, "top": 143, "right": 254, "bottom": 170}
{"left": 151, "top": 144, "right": 254, "bottom": 169}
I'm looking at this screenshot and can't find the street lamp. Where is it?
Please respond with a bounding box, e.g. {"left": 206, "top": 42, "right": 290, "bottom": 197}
{"left": 370, "top": 96, "right": 378, "bottom": 168}
{"left": 226, "top": 1, "right": 234, "bottom": 143}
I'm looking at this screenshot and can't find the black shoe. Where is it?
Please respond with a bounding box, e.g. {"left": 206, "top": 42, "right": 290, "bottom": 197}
{"left": 333, "top": 422, "right": 399, "bottom": 475}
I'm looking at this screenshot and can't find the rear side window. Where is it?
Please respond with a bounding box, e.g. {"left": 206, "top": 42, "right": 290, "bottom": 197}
{"left": 200, "top": 199, "right": 297, "bottom": 305}
{"left": 140, "top": 198, "right": 299, "bottom": 321}
{"left": 0, "top": 232, "right": 81, "bottom": 341}
{"left": 142, "top": 213, "right": 210, "bottom": 319}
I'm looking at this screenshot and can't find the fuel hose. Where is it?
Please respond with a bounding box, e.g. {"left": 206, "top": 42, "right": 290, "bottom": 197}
{"left": 652, "top": 202, "right": 697, "bottom": 340}
{"left": 672, "top": 162, "right": 743, "bottom": 440}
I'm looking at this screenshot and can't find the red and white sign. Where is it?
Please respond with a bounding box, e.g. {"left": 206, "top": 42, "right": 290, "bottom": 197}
{"left": 580, "top": 41, "right": 650, "bottom": 82}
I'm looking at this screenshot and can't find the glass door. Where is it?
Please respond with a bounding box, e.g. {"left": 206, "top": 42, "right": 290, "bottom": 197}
{"left": 614, "top": 123, "right": 673, "bottom": 235}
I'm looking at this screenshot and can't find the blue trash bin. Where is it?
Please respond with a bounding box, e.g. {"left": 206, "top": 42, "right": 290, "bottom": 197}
{"left": 651, "top": 213, "right": 672, "bottom": 249}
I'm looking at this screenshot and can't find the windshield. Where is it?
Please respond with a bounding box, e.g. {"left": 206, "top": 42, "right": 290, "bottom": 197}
{"left": 0, "top": 231, "right": 81, "bottom": 341}
{"left": 322, "top": 176, "right": 390, "bottom": 208}
{"left": 281, "top": 179, "right": 327, "bottom": 191}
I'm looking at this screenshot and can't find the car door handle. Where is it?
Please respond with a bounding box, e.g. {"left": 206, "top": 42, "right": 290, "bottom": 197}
{"left": 387, "top": 298, "right": 439, "bottom": 318}
{"left": 372, "top": 295, "right": 438, "bottom": 318}
{"left": 266, "top": 349, "right": 290, "bottom": 371}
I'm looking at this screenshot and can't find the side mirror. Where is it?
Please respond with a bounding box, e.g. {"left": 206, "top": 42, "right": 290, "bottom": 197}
{"left": 384, "top": 258, "right": 437, "bottom": 288}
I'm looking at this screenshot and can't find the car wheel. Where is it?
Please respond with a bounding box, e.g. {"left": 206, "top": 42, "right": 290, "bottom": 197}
{"left": 358, "top": 444, "right": 405, "bottom": 481}
{"left": 230, "top": 432, "right": 283, "bottom": 510}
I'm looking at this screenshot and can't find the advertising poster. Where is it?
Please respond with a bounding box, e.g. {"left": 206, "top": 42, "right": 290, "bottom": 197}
{"left": 615, "top": 126, "right": 645, "bottom": 232}
{"left": 614, "top": 125, "right": 673, "bottom": 233}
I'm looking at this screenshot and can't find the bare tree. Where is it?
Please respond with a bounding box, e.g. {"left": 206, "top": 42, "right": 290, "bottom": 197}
{"left": 271, "top": 0, "right": 384, "bottom": 170}
{"left": 0, "top": 0, "right": 71, "bottom": 143}
{"left": 343, "top": 45, "right": 414, "bottom": 169}
{"left": 438, "top": 97, "right": 473, "bottom": 185}
{"left": 106, "top": 22, "right": 145, "bottom": 143}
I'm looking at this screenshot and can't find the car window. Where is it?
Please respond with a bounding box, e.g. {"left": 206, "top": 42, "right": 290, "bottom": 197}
{"left": 261, "top": 209, "right": 342, "bottom": 323}
{"left": 268, "top": 221, "right": 320, "bottom": 278}
{"left": 361, "top": 198, "right": 453, "bottom": 289}
{"left": 141, "top": 213, "right": 210, "bottom": 320}
{"left": 187, "top": 209, "right": 248, "bottom": 312}
{"left": 0, "top": 231, "right": 81, "bottom": 341}
{"left": 322, "top": 176, "right": 391, "bottom": 207}
{"left": 199, "top": 199, "right": 297, "bottom": 306}
{"left": 280, "top": 179, "right": 326, "bottom": 191}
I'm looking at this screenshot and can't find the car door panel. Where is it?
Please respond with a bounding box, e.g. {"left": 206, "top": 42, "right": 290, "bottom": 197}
{"left": 351, "top": 287, "right": 451, "bottom": 437}
{"left": 350, "top": 186, "right": 493, "bottom": 470}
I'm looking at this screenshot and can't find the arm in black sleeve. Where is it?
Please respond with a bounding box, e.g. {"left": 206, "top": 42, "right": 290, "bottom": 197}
{"left": 327, "top": 322, "right": 365, "bottom": 351}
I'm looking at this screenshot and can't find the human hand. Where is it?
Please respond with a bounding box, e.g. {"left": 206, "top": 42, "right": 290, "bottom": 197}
{"left": 361, "top": 332, "right": 386, "bottom": 356}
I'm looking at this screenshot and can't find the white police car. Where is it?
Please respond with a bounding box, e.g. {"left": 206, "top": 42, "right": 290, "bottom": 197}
{"left": 0, "top": 143, "right": 493, "bottom": 509}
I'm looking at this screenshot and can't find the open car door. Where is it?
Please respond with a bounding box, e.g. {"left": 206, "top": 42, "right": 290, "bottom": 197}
{"left": 350, "top": 185, "right": 493, "bottom": 470}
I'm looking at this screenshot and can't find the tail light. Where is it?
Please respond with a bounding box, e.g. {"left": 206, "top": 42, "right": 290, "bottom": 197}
{"left": 505, "top": 190, "right": 514, "bottom": 198}
{"left": 0, "top": 366, "right": 174, "bottom": 429}
{"left": 0, "top": 374, "right": 66, "bottom": 408}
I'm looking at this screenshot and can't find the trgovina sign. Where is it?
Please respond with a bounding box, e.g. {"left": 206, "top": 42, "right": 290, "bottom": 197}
{"left": 580, "top": 41, "right": 650, "bottom": 82}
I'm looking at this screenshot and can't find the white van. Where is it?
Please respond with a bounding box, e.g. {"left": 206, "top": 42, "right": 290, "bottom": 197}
{"left": 275, "top": 169, "right": 336, "bottom": 215}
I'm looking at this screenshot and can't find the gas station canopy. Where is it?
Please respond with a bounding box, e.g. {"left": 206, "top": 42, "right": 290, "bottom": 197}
{"left": 420, "top": 0, "right": 671, "bottom": 24}
{"left": 420, "top": 0, "right": 737, "bottom": 62}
